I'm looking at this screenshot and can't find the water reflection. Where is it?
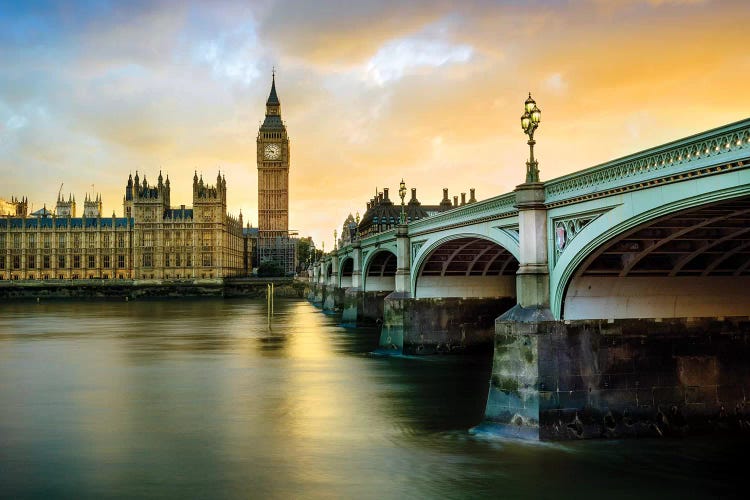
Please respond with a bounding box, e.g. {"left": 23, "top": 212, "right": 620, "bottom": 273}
{"left": 0, "top": 298, "right": 745, "bottom": 498}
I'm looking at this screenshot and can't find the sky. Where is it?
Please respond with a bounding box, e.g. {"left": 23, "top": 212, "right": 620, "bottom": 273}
{"left": 1, "top": 0, "right": 749, "bottom": 250}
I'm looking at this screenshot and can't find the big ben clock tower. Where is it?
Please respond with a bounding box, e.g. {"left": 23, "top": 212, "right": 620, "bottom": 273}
{"left": 257, "top": 72, "right": 289, "bottom": 241}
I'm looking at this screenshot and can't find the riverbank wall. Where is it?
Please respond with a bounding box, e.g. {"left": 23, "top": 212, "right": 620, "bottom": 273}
{"left": 0, "top": 278, "right": 307, "bottom": 300}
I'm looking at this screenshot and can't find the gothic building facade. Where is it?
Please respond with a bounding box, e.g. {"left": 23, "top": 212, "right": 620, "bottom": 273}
{"left": 0, "top": 172, "right": 244, "bottom": 281}
{"left": 123, "top": 170, "right": 244, "bottom": 279}
{"left": 1, "top": 73, "right": 296, "bottom": 280}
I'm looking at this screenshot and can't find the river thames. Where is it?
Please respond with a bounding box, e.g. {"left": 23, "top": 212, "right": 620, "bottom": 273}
{"left": 0, "top": 298, "right": 744, "bottom": 498}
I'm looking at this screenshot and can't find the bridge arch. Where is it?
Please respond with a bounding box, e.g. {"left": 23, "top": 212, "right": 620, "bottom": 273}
{"left": 553, "top": 179, "right": 750, "bottom": 319}
{"left": 411, "top": 233, "right": 519, "bottom": 298}
{"left": 362, "top": 249, "right": 397, "bottom": 292}
{"left": 339, "top": 256, "right": 353, "bottom": 288}
{"left": 322, "top": 261, "right": 332, "bottom": 283}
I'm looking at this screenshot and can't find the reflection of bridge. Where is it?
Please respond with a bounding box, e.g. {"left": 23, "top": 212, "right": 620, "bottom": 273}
{"left": 308, "top": 119, "right": 750, "bottom": 440}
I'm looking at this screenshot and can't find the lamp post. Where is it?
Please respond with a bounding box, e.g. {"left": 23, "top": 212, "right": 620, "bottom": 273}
{"left": 398, "top": 179, "right": 407, "bottom": 224}
{"left": 353, "top": 212, "right": 360, "bottom": 242}
{"left": 521, "top": 93, "right": 542, "bottom": 183}
{"left": 334, "top": 229, "right": 338, "bottom": 250}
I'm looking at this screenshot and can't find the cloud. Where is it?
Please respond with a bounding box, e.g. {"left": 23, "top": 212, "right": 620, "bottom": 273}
{"left": 194, "top": 22, "right": 265, "bottom": 86}
{"left": 258, "top": 0, "right": 454, "bottom": 67}
{"left": 365, "top": 35, "right": 473, "bottom": 86}
{"left": 544, "top": 73, "right": 567, "bottom": 93}
{"left": 0, "top": 0, "right": 749, "bottom": 250}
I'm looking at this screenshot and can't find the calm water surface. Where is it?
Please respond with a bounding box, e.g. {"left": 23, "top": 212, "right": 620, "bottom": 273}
{"left": 0, "top": 298, "right": 744, "bottom": 499}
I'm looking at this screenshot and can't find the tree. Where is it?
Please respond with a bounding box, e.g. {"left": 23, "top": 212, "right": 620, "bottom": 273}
{"left": 257, "top": 260, "right": 285, "bottom": 277}
{"left": 297, "top": 237, "right": 313, "bottom": 272}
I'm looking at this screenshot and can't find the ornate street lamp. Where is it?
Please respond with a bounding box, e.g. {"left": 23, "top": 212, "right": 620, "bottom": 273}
{"left": 521, "top": 93, "right": 542, "bottom": 183}
{"left": 334, "top": 229, "right": 338, "bottom": 250}
{"left": 398, "top": 178, "right": 407, "bottom": 224}
{"left": 351, "top": 212, "right": 360, "bottom": 242}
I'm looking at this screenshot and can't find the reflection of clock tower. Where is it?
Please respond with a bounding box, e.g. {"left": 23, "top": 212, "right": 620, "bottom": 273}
{"left": 257, "top": 72, "right": 289, "bottom": 240}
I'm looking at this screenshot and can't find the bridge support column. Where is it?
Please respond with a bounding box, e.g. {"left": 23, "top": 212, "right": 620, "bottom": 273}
{"left": 329, "top": 253, "right": 339, "bottom": 287}
{"left": 313, "top": 261, "right": 325, "bottom": 306}
{"left": 484, "top": 183, "right": 555, "bottom": 435}
{"left": 350, "top": 241, "right": 362, "bottom": 289}
{"left": 511, "top": 182, "right": 553, "bottom": 319}
{"left": 379, "top": 224, "right": 411, "bottom": 351}
{"left": 485, "top": 317, "right": 750, "bottom": 440}
{"left": 323, "top": 254, "right": 340, "bottom": 311}
{"left": 306, "top": 263, "right": 317, "bottom": 301}
{"left": 322, "top": 285, "right": 345, "bottom": 313}
{"left": 341, "top": 242, "right": 365, "bottom": 325}
{"left": 310, "top": 262, "right": 323, "bottom": 303}
{"left": 394, "top": 224, "right": 410, "bottom": 294}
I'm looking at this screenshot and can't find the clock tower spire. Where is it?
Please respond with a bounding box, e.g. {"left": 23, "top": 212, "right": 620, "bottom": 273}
{"left": 257, "top": 70, "right": 290, "bottom": 248}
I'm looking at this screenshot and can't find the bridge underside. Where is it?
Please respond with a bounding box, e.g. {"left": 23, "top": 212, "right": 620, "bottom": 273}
{"left": 379, "top": 237, "right": 518, "bottom": 354}
{"left": 416, "top": 237, "right": 518, "bottom": 298}
{"left": 565, "top": 196, "right": 750, "bottom": 319}
{"left": 365, "top": 251, "right": 396, "bottom": 292}
{"left": 340, "top": 257, "right": 353, "bottom": 288}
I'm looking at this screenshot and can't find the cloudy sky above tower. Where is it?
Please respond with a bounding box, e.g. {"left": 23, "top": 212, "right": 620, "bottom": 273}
{"left": 1, "top": 0, "right": 748, "bottom": 249}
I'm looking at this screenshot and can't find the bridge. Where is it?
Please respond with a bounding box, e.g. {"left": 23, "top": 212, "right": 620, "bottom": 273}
{"left": 307, "top": 118, "right": 750, "bottom": 439}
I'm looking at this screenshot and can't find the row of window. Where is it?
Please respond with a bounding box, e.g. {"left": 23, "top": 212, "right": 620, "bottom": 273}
{"left": 139, "top": 231, "right": 214, "bottom": 247}
{"left": 0, "top": 254, "right": 127, "bottom": 270}
{"left": 139, "top": 253, "right": 213, "bottom": 268}
{"left": 1, "top": 273, "right": 129, "bottom": 280}
{"left": 0, "top": 233, "right": 127, "bottom": 249}
{"left": 371, "top": 216, "right": 421, "bottom": 224}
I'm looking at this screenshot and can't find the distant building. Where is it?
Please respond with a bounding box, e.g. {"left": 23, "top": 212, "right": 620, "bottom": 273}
{"left": 357, "top": 187, "right": 477, "bottom": 237}
{"left": 0, "top": 172, "right": 244, "bottom": 281}
{"left": 122, "top": 170, "right": 244, "bottom": 279}
{"left": 242, "top": 225, "right": 258, "bottom": 274}
{"left": 0, "top": 196, "right": 27, "bottom": 217}
{"left": 338, "top": 213, "right": 358, "bottom": 248}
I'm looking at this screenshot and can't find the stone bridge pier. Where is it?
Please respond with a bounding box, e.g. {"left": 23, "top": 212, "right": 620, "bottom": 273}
{"left": 309, "top": 260, "right": 325, "bottom": 306}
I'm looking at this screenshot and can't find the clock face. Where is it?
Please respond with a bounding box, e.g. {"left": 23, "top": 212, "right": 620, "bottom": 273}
{"left": 264, "top": 143, "right": 281, "bottom": 160}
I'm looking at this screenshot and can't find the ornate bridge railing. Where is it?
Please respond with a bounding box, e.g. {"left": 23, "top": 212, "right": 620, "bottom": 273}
{"left": 544, "top": 118, "right": 750, "bottom": 207}
{"left": 358, "top": 228, "right": 396, "bottom": 249}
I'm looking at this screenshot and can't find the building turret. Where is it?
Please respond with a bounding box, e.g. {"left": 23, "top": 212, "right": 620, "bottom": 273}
{"left": 56, "top": 193, "right": 76, "bottom": 217}
{"left": 3, "top": 196, "right": 28, "bottom": 216}
{"left": 83, "top": 193, "right": 102, "bottom": 217}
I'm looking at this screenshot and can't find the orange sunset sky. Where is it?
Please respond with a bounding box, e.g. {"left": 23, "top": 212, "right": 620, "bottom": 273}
{"left": 1, "top": 0, "right": 748, "bottom": 249}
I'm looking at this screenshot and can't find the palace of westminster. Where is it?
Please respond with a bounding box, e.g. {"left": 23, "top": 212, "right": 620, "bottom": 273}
{"left": 0, "top": 75, "right": 295, "bottom": 281}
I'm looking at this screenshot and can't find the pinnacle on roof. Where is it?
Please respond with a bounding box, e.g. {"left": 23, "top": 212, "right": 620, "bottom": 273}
{"left": 266, "top": 70, "right": 280, "bottom": 107}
